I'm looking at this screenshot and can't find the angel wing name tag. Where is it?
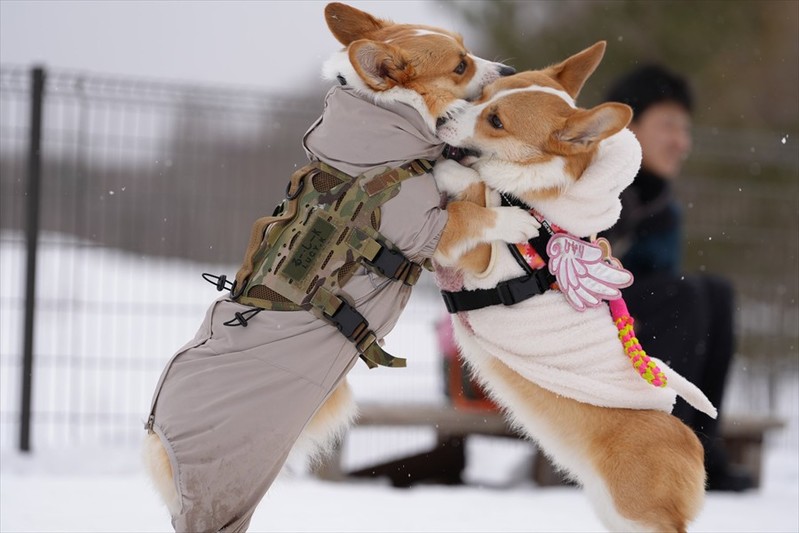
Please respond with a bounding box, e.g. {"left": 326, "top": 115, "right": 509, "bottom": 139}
{"left": 546, "top": 235, "right": 634, "bottom": 311}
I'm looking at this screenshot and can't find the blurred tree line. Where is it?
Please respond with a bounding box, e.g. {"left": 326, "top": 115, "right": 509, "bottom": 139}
{"left": 450, "top": 0, "right": 798, "bottom": 131}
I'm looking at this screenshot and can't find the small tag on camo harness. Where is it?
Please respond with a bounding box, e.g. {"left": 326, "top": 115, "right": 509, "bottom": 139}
{"left": 282, "top": 216, "right": 336, "bottom": 283}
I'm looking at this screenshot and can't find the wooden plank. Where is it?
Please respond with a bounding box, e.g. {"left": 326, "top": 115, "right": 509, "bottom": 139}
{"left": 356, "top": 404, "right": 513, "bottom": 436}
{"left": 329, "top": 403, "right": 786, "bottom": 489}
{"left": 719, "top": 415, "right": 785, "bottom": 438}
{"left": 356, "top": 404, "right": 784, "bottom": 439}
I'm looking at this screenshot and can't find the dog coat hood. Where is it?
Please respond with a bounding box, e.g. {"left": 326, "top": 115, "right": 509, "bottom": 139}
{"left": 533, "top": 128, "right": 642, "bottom": 237}
{"left": 303, "top": 85, "right": 444, "bottom": 177}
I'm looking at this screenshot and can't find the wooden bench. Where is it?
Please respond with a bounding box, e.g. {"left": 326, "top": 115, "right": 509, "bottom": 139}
{"left": 314, "top": 404, "right": 784, "bottom": 488}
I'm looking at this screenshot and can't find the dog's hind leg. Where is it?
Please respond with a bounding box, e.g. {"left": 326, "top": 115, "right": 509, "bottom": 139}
{"left": 590, "top": 411, "right": 706, "bottom": 533}
{"left": 291, "top": 379, "right": 358, "bottom": 463}
{"left": 142, "top": 432, "right": 180, "bottom": 516}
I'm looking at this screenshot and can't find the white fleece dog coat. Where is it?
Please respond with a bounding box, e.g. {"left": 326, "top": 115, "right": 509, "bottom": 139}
{"left": 439, "top": 129, "right": 716, "bottom": 417}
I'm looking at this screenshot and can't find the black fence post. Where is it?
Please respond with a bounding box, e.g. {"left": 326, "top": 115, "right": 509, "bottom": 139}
{"left": 20, "top": 66, "right": 45, "bottom": 453}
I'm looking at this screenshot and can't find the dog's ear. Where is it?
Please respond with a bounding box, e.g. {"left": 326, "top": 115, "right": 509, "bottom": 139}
{"left": 543, "top": 41, "right": 606, "bottom": 99}
{"left": 325, "top": 3, "right": 390, "bottom": 45}
{"left": 556, "top": 102, "right": 632, "bottom": 152}
{"left": 348, "top": 39, "right": 413, "bottom": 91}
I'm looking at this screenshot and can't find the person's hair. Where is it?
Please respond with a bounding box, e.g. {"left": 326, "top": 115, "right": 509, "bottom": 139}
{"left": 605, "top": 64, "right": 693, "bottom": 121}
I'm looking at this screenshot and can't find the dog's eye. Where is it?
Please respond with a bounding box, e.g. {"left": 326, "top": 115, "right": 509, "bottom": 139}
{"left": 488, "top": 113, "right": 504, "bottom": 129}
{"left": 454, "top": 60, "right": 467, "bottom": 75}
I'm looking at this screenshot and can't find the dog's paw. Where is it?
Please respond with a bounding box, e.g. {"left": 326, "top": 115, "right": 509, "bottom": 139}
{"left": 433, "top": 159, "right": 480, "bottom": 195}
{"left": 441, "top": 98, "right": 470, "bottom": 121}
{"left": 489, "top": 207, "right": 540, "bottom": 243}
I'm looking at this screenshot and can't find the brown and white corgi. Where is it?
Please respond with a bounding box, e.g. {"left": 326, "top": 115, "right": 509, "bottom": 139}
{"left": 320, "top": 2, "right": 515, "bottom": 130}
{"left": 432, "top": 42, "right": 715, "bottom": 533}
{"left": 142, "top": 3, "right": 531, "bottom": 525}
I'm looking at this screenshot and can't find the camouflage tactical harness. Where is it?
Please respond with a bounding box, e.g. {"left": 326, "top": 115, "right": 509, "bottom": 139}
{"left": 231, "top": 159, "right": 435, "bottom": 369}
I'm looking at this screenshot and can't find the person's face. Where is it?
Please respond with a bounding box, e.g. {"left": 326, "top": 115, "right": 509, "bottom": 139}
{"left": 629, "top": 101, "right": 692, "bottom": 179}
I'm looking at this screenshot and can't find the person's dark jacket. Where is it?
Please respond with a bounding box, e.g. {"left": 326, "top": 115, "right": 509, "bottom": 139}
{"left": 604, "top": 168, "right": 682, "bottom": 277}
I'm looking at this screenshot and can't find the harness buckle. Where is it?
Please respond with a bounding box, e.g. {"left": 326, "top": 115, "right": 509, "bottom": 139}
{"left": 496, "top": 272, "right": 548, "bottom": 306}
{"left": 329, "top": 299, "right": 369, "bottom": 342}
{"left": 365, "top": 246, "right": 407, "bottom": 280}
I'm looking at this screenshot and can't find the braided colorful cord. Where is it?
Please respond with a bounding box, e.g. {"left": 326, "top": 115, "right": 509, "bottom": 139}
{"left": 609, "top": 298, "right": 667, "bottom": 388}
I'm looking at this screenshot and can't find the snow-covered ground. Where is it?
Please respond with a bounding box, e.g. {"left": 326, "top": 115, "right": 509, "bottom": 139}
{"left": 1, "top": 231, "right": 798, "bottom": 532}
{"left": 1, "top": 445, "right": 798, "bottom": 532}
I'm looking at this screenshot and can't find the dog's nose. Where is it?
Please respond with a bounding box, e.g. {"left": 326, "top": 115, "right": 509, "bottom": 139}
{"left": 436, "top": 116, "right": 449, "bottom": 129}
{"left": 499, "top": 65, "right": 516, "bottom": 77}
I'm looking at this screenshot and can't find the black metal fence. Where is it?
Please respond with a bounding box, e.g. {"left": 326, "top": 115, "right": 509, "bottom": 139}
{"left": 0, "top": 65, "right": 321, "bottom": 449}
{"left": 1, "top": 65, "right": 797, "bottom": 452}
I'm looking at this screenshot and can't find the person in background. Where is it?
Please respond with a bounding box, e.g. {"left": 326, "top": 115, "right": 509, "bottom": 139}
{"left": 603, "top": 65, "right": 754, "bottom": 491}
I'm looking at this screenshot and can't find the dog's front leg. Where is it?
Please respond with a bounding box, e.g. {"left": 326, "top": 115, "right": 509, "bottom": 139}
{"left": 435, "top": 201, "right": 540, "bottom": 266}
{"left": 432, "top": 158, "right": 482, "bottom": 196}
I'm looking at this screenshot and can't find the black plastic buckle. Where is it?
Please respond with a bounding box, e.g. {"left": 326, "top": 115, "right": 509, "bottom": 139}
{"left": 441, "top": 291, "right": 458, "bottom": 314}
{"left": 329, "top": 299, "right": 368, "bottom": 341}
{"left": 366, "top": 246, "right": 407, "bottom": 279}
{"left": 496, "top": 273, "right": 547, "bottom": 306}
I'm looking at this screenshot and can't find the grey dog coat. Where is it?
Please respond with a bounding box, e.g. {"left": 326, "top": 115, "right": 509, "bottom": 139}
{"left": 147, "top": 85, "right": 447, "bottom": 532}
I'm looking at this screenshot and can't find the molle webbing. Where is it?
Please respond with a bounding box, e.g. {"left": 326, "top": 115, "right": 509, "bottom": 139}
{"left": 233, "top": 159, "right": 433, "bottom": 368}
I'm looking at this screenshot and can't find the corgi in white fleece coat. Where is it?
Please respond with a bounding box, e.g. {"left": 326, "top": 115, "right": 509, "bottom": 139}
{"left": 432, "top": 42, "right": 716, "bottom": 533}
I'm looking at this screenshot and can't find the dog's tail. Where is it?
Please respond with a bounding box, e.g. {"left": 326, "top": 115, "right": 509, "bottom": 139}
{"left": 652, "top": 357, "right": 718, "bottom": 419}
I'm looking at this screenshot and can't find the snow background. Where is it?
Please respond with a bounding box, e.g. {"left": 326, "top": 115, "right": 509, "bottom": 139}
{"left": 0, "top": 233, "right": 797, "bottom": 532}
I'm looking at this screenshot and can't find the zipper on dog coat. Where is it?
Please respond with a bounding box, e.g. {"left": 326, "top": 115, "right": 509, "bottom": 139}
{"left": 228, "top": 158, "right": 434, "bottom": 369}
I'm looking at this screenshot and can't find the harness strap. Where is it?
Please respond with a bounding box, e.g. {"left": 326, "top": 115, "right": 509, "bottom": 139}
{"left": 310, "top": 287, "right": 406, "bottom": 368}
{"left": 441, "top": 268, "right": 554, "bottom": 313}
{"left": 348, "top": 228, "right": 422, "bottom": 285}
{"left": 440, "top": 193, "right": 557, "bottom": 314}
{"left": 362, "top": 159, "right": 434, "bottom": 196}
